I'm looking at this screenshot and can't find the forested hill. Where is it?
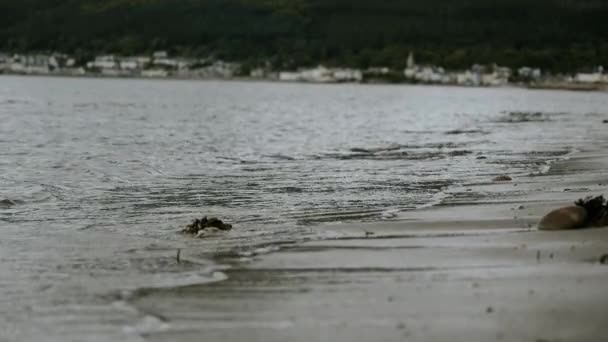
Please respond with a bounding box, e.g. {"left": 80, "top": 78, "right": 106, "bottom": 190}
{"left": 1, "top": 0, "right": 607, "bottom": 72}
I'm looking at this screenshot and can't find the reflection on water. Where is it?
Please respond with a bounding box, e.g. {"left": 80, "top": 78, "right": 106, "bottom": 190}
{"left": 0, "top": 76, "right": 607, "bottom": 340}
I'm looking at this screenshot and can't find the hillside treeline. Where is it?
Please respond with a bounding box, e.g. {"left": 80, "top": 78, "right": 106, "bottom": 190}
{"left": 1, "top": 0, "right": 607, "bottom": 71}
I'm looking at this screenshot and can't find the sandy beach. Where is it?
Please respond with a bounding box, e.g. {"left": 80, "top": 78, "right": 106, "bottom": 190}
{"left": 127, "top": 139, "right": 608, "bottom": 341}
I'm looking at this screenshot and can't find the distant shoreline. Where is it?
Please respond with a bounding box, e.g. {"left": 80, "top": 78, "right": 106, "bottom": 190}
{"left": 2, "top": 72, "right": 607, "bottom": 92}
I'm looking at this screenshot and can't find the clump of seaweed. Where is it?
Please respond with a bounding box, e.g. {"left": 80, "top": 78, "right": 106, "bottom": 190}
{"left": 575, "top": 195, "right": 608, "bottom": 227}
{"left": 182, "top": 216, "right": 233, "bottom": 235}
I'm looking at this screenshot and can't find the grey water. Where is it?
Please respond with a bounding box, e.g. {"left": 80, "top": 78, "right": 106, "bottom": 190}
{"left": 0, "top": 75, "right": 607, "bottom": 341}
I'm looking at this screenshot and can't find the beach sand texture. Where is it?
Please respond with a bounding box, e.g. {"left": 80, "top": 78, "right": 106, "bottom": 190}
{"left": 129, "top": 147, "right": 608, "bottom": 341}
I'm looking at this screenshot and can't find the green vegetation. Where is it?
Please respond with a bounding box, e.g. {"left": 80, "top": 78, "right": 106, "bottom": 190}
{"left": 1, "top": 0, "right": 607, "bottom": 72}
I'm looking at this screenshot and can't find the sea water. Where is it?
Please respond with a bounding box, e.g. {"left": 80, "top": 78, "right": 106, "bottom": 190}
{"left": 0, "top": 76, "right": 607, "bottom": 340}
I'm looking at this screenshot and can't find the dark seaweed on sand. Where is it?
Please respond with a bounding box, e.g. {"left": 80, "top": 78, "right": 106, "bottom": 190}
{"left": 575, "top": 195, "right": 608, "bottom": 226}
{"left": 182, "top": 216, "right": 233, "bottom": 235}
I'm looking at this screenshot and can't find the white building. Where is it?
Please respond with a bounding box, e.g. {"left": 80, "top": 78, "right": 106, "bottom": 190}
{"left": 7, "top": 54, "right": 50, "bottom": 74}
{"left": 87, "top": 55, "right": 118, "bottom": 70}
{"left": 153, "top": 57, "right": 179, "bottom": 69}
{"left": 119, "top": 59, "right": 139, "bottom": 70}
{"left": 299, "top": 66, "right": 334, "bottom": 82}
{"left": 118, "top": 56, "right": 152, "bottom": 71}
{"left": 404, "top": 65, "right": 449, "bottom": 84}
{"left": 278, "top": 66, "right": 362, "bottom": 83}
{"left": 250, "top": 68, "right": 267, "bottom": 78}
{"left": 481, "top": 73, "right": 502, "bottom": 86}
{"left": 518, "top": 67, "right": 542, "bottom": 80}
{"left": 480, "top": 65, "right": 511, "bottom": 86}
{"left": 278, "top": 71, "right": 301, "bottom": 82}
{"left": 455, "top": 70, "right": 481, "bottom": 86}
{"left": 332, "top": 68, "right": 363, "bottom": 82}
{"left": 575, "top": 67, "right": 603, "bottom": 83}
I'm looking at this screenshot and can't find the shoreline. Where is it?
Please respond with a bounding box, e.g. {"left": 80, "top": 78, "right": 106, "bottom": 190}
{"left": 2, "top": 72, "right": 607, "bottom": 92}
{"left": 126, "top": 125, "right": 608, "bottom": 340}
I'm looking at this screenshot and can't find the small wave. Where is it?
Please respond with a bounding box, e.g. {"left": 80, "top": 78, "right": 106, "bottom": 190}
{"left": 324, "top": 143, "right": 410, "bottom": 160}
{"left": 266, "top": 154, "right": 296, "bottom": 161}
{"left": 0, "top": 198, "right": 24, "bottom": 208}
{"left": 0, "top": 98, "right": 31, "bottom": 105}
{"left": 496, "top": 111, "right": 556, "bottom": 123}
{"left": 418, "top": 142, "right": 470, "bottom": 149}
{"left": 268, "top": 186, "right": 304, "bottom": 193}
{"left": 316, "top": 142, "right": 480, "bottom": 162}
{"left": 444, "top": 129, "right": 489, "bottom": 135}
{"left": 216, "top": 156, "right": 258, "bottom": 164}
{"left": 287, "top": 207, "right": 386, "bottom": 225}
{"left": 73, "top": 102, "right": 99, "bottom": 109}
{"left": 321, "top": 149, "right": 475, "bottom": 161}
{"left": 123, "top": 314, "right": 170, "bottom": 336}
{"left": 235, "top": 245, "right": 282, "bottom": 258}
{"left": 447, "top": 150, "right": 473, "bottom": 157}
{"left": 528, "top": 147, "right": 578, "bottom": 176}
{"left": 522, "top": 149, "right": 572, "bottom": 157}
{"left": 349, "top": 143, "right": 402, "bottom": 154}
{"left": 380, "top": 208, "right": 400, "bottom": 219}
{"left": 416, "top": 191, "right": 451, "bottom": 209}
{"left": 143, "top": 270, "right": 228, "bottom": 290}
{"left": 60, "top": 254, "right": 229, "bottom": 299}
{"left": 529, "top": 162, "right": 553, "bottom": 176}
{"left": 402, "top": 130, "right": 436, "bottom": 134}
{"left": 240, "top": 166, "right": 275, "bottom": 172}
{"left": 326, "top": 150, "right": 411, "bottom": 160}
{"left": 105, "top": 101, "right": 137, "bottom": 108}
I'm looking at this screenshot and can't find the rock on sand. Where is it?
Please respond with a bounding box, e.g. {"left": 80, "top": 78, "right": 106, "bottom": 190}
{"left": 538, "top": 206, "right": 587, "bottom": 230}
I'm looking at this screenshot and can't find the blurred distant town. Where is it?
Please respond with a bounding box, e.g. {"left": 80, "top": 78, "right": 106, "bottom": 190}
{"left": 1, "top": 51, "right": 606, "bottom": 90}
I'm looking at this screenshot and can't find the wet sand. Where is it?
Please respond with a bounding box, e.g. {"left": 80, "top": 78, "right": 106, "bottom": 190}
{"left": 130, "top": 147, "right": 608, "bottom": 342}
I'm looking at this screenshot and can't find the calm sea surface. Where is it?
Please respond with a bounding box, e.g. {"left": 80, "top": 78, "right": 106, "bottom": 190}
{"left": 0, "top": 76, "right": 606, "bottom": 340}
